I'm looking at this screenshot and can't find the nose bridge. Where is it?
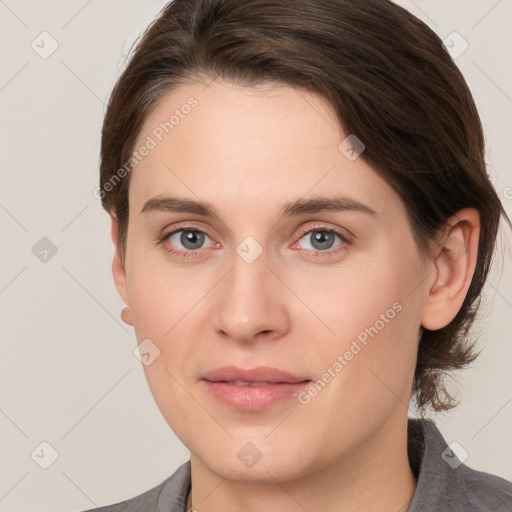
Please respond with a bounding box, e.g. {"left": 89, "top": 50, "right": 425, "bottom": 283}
{"left": 213, "top": 243, "right": 288, "bottom": 342}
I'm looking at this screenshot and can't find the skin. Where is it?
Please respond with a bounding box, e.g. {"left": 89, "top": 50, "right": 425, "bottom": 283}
{"left": 111, "top": 80, "right": 480, "bottom": 512}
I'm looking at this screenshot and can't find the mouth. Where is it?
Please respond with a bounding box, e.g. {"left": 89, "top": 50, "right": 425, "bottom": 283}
{"left": 225, "top": 381, "right": 283, "bottom": 387}
{"left": 201, "top": 365, "right": 309, "bottom": 383}
{"left": 200, "top": 365, "right": 311, "bottom": 411}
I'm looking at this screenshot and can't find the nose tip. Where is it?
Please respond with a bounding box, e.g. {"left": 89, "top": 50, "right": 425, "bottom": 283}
{"left": 218, "top": 319, "right": 278, "bottom": 345}
{"left": 212, "top": 260, "right": 291, "bottom": 345}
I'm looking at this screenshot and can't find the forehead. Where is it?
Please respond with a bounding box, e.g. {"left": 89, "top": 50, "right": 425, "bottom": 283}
{"left": 129, "top": 80, "right": 396, "bottom": 218}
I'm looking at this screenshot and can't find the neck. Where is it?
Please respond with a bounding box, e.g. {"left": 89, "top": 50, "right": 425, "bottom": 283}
{"left": 187, "top": 412, "right": 417, "bottom": 512}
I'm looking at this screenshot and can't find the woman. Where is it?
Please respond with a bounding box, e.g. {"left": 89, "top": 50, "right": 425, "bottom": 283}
{"left": 85, "top": 0, "right": 512, "bottom": 510}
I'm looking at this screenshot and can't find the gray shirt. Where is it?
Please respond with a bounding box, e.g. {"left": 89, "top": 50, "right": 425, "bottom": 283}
{"left": 80, "top": 418, "right": 512, "bottom": 511}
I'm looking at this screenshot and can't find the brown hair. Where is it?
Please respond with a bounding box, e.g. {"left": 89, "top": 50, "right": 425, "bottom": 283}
{"left": 99, "top": 0, "right": 510, "bottom": 413}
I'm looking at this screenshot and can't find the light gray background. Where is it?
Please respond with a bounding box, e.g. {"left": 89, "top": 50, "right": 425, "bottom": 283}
{"left": 1, "top": 1, "right": 511, "bottom": 511}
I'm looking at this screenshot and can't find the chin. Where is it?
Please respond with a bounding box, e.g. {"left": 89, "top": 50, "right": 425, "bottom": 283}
{"left": 191, "top": 436, "right": 316, "bottom": 484}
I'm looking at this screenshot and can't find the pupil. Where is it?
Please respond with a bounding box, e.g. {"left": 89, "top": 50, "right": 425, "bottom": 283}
{"left": 182, "top": 231, "right": 204, "bottom": 249}
{"left": 312, "top": 231, "right": 333, "bottom": 250}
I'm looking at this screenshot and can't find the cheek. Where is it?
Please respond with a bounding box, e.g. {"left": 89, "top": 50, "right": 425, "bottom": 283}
{"left": 307, "top": 251, "right": 422, "bottom": 403}
{"left": 140, "top": 361, "right": 209, "bottom": 451}
{"left": 126, "top": 249, "right": 212, "bottom": 339}
{"left": 295, "top": 296, "right": 420, "bottom": 449}
{"left": 302, "top": 250, "right": 419, "bottom": 343}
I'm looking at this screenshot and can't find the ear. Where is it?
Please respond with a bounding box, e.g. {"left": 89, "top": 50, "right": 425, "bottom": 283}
{"left": 421, "top": 208, "right": 480, "bottom": 330}
{"left": 110, "top": 213, "right": 132, "bottom": 324}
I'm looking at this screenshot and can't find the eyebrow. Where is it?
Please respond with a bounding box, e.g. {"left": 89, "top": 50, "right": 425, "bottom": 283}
{"left": 141, "top": 194, "right": 377, "bottom": 218}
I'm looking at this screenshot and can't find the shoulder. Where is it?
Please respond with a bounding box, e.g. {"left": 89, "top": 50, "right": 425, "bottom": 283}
{"left": 76, "top": 461, "right": 191, "bottom": 512}
{"left": 456, "top": 463, "right": 512, "bottom": 510}
{"left": 78, "top": 484, "right": 161, "bottom": 512}
{"left": 408, "top": 418, "right": 512, "bottom": 511}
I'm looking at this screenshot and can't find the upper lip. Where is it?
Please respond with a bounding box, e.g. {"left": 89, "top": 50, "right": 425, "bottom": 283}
{"left": 202, "top": 365, "right": 310, "bottom": 383}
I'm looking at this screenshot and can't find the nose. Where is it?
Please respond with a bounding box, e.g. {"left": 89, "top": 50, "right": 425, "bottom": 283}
{"left": 212, "top": 248, "right": 291, "bottom": 345}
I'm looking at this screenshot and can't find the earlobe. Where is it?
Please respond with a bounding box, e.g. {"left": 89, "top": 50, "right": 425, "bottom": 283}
{"left": 110, "top": 213, "right": 131, "bottom": 322}
{"left": 421, "top": 208, "right": 480, "bottom": 330}
{"left": 120, "top": 306, "right": 133, "bottom": 326}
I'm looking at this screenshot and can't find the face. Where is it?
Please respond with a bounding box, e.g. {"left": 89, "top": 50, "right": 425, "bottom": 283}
{"left": 116, "top": 80, "right": 430, "bottom": 482}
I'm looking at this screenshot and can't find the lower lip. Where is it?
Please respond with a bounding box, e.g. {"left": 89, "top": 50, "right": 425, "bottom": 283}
{"left": 202, "top": 380, "right": 310, "bottom": 411}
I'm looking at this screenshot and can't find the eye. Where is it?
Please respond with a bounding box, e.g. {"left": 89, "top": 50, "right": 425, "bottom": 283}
{"left": 159, "top": 224, "right": 350, "bottom": 259}
{"left": 294, "top": 227, "right": 348, "bottom": 255}
{"left": 162, "top": 228, "right": 214, "bottom": 256}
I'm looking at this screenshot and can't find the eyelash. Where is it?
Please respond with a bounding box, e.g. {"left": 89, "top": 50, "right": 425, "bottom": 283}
{"left": 158, "top": 223, "right": 350, "bottom": 259}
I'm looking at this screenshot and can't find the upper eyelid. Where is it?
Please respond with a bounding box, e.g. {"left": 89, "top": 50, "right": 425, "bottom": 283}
{"left": 295, "top": 223, "right": 350, "bottom": 240}
{"left": 162, "top": 223, "right": 347, "bottom": 237}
